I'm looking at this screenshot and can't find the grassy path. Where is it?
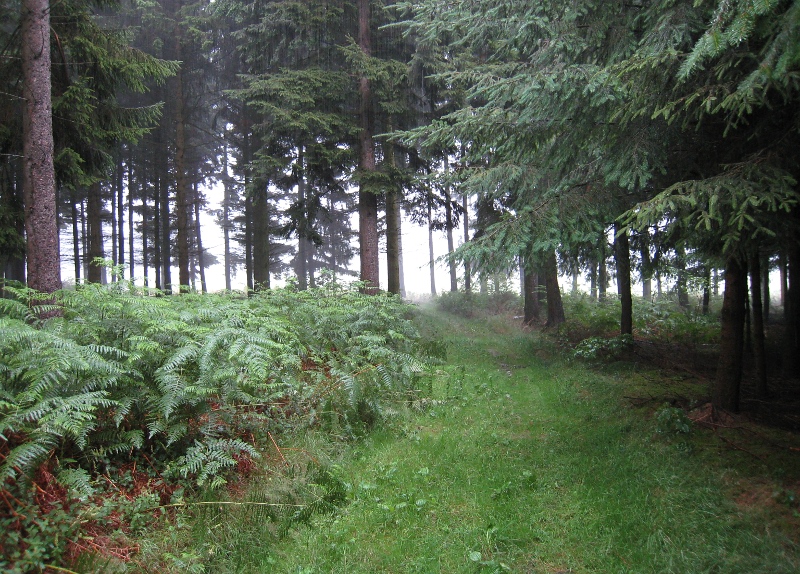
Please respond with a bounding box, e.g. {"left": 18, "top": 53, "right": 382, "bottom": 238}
{"left": 183, "top": 310, "right": 799, "bottom": 573}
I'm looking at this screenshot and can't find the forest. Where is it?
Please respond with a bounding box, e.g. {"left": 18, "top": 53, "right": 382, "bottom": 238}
{"left": 1, "top": 0, "right": 799, "bottom": 571}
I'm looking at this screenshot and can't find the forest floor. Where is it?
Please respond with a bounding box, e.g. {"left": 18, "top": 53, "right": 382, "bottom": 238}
{"left": 128, "top": 306, "right": 800, "bottom": 573}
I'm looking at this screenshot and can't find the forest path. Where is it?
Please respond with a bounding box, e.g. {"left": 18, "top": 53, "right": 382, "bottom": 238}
{"left": 240, "top": 309, "right": 800, "bottom": 573}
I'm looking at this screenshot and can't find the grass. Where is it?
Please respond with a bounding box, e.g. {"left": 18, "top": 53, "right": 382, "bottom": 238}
{"left": 129, "top": 306, "right": 800, "bottom": 573}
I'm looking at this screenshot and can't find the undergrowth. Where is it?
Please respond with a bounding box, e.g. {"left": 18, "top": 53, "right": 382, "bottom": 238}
{"left": 0, "top": 278, "right": 428, "bottom": 572}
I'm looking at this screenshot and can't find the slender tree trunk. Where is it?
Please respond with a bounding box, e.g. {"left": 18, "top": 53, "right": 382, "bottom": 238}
{"left": 427, "top": 197, "right": 436, "bottom": 296}
{"left": 81, "top": 199, "right": 88, "bottom": 279}
{"left": 523, "top": 257, "right": 540, "bottom": 325}
{"left": 193, "top": 183, "right": 206, "bottom": 293}
{"left": 127, "top": 152, "right": 135, "bottom": 280}
{"left": 782, "top": 244, "right": 800, "bottom": 378}
{"left": 252, "top": 184, "right": 270, "bottom": 290}
{"left": 614, "top": 222, "right": 633, "bottom": 335}
{"left": 463, "top": 192, "right": 471, "bottom": 293}
{"left": 87, "top": 182, "right": 104, "bottom": 283}
{"left": 702, "top": 268, "right": 711, "bottom": 315}
{"left": 641, "top": 233, "right": 652, "bottom": 301}
{"left": 779, "top": 251, "right": 788, "bottom": 311}
{"left": 544, "top": 249, "right": 565, "bottom": 327}
{"left": 21, "top": 0, "right": 61, "bottom": 295}
{"left": 174, "top": 62, "right": 191, "bottom": 292}
{"left": 223, "top": 156, "right": 232, "bottom": 291}
{"left": 153, "top": 162, "right": 162, "bottom": 289}
{"left": 590, "top": 260, "right": 598, "bottom": 299}
{"left": 714, "top": 256, "right": 747, "bottom": 412}
{"left": 357, "top": 0, "right": 379, "bottom": 292}
{"left": 444, "top": 161, "right": 457, "bottom": 292}
{"left": 761, "top": 253, "right": 770, "bottom": 325}
{"left": 111, "top": 172, "right": 117, "bottom": 267}
{"left": 117, "top": 155, "right": 125, "bottom": 278}
{"left": 598, "top": 252, "right": 607, "bottom": 302}
{"left": 749, "top": 251, "right": 768, "bottom": 397}
{"left": 676, "top": 245, "right": 689, "bottom": 309}
{"left": 385, "top": 138, "right": 401, "bottom": 295}
{"left": 71, "top": 188, "right": 80, "bottom": 282}
{"left": 160, "top": 163, "right": 171, "bottom": 293}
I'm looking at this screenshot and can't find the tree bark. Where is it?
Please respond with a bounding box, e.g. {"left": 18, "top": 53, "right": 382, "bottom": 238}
{"left": 614, "top": 222, "right": 633, "bottom": 335}
{"left": 193, "top": 184, "right": 206, "bottom": 293}
{"left": 357, "top": 0, "right": 379, "bottom": 293}
{"left": 127, "top": 150, "right": 135, "bottom": 280}
{"left": 385, "top": 143, "right": 401, "bottom": 295}
{"left": 714, "top": 256, "right": 747, "bottom": 412}
{"left": 252, "top": 184, "right": 270, "bottom": 290}
{"left": 749, "top": 251, "right": 768, "bottom": 397}
{"left": 463, "top": 192, "right": 471, "bottom": 293}
{"left": 86, "top": 182, "right": 104, "bottom": 283}
{"left": 523, "top": 258, "right": 540, "bottom": 325}
{"left": 21, "top": 0, "right": 61, "bottom": 295}
{"left": 543, "top": 249, "right": 565, "bottom": 327}
{"left": 71, "top": 187, "right": 80, "bottom": 282}
{"left": 782, "top": 244, "right": 800, "bottom": 378}
{"left": 174, "top": 64, "right": 191, "bottom": 292}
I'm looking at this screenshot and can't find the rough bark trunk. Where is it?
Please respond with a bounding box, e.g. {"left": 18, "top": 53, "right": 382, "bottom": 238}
{"left": 749, "top": 251, "right": 768, "bottom": 397}
{"left": 445, "top": 188, "right": 457, "bottom": 292}
{"left": 71, "top": 187, "right": 80, "bottom": 282}
{"left": 86, "top": 182, "right": 104, "bottom": 284}
{"left": 714, "top": 256, "right": 747, "bottom": 412}
{"left": 223, "top": 158, "right": 232, "bottom": 291}
{"left": 357, "top": 0, "right": 379, "bottom": 293}
{"left": 252, "top": 185, "right": 270, "bottom": 290}
{"left": 174, "top": 62, "right": 191, "bottom": 292}
{"left": 21, "top": 0, "right": 61, "bottom": 295}
{"left": 385, "top": 143, "right": 401, "bottom": 295}
{"left": 193, "top": 184, "right": 206, "bottom": 293}
{"left": 544, "top": 249, "right": 565, "bottom": 327}
{"left": 761, "top": 253, "right": 770, "bottom": 325}
{"left": 523, "top": 258, "right": 540, "bottom": 325}
{"left": 614, "top": 222, "right": 633, "bottom": 335}
{"left": 127, "top": 151, "right": 135, "bottom": 280}
{"left": 782, "top": 244, "right": 799, "bottom": 378}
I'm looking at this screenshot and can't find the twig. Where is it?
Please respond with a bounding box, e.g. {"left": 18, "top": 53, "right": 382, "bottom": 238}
{"left": 268, "top": 432, "right": 288, "bottom": 466}
{"left": 717, "top": 433, "right": 765, "bottom": 462}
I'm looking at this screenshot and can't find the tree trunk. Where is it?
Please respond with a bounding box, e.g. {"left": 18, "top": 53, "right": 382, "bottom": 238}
{"left": 463, "top": 192, "right": 471, "bottom": 293}
{"left": 252, "top": 184, "right": 270, "bottom": 290}
{"left": 444, "top": 161, "right": 457, "bottom": 292}
{"left": 21, "top": 0, "right": 61, "bottom": 295}
{"left": 193, "top": 184, "right": 206, "bottom": 293}
{"left": 86, "top": 182, "right": 104, "bottom": 283}
{"left": 71, "top": 187, "right": 80, "bottom": 282}
{"left": 543, "top": 249, "right": 565, "bottom": 327}
{"left": 590, "top": 260, "right": 597, "bottom": 299}
{"left": 761, "top": 252, "right": 770, "bottom": 325}
{"left": 598, "top": 244, "right": 607, "bottom": 302}
{"left": 749, "top": 251, "right": 768, "bottom": 397}
{"left": 385, "top": 143, "right": 401, "bottom": 295}
{"left": 153, "top": 161, "right": 162, "bottom": 289}
{"left": 782, "top": 244, "right": 800, "bottom": 378}
{"left": 127, "top": 151, "right": 135, "bottom": 280}
{"left": 357, "top": 0, "right": 379, "bottom": 293}
{"left": 714, "top": 256, "right": 747, "bottom": 412}
{"left": 427, "top": 197, "right": 437, "bottom": 296}
{"left": 223, "top": 151, "right": 232, "bottom": 291}
{"left": 174, "top": 65, "right": 191, "bottom": 292}
{"left": 523, "top": 258, "right": 540, "bottom": 325}
{"left": 676, "top": 245, "right": 689, "bottom": 309}
{"left": 614, "top": 222, "right": 633, "bottom": 335}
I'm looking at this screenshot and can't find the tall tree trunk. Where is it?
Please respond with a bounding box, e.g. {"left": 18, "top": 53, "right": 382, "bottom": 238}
{"left": 444, "top": 159, "right": 457, "bottom": 292}
{"left": 523, "top": 257, "right": 540, "bottom": 325}
{"left": 252, "top": 184, "right": 270, "bottom": 290}
{"left": 384, "top": 136, "right": 401, "bottom": 295}
{"left": 427, "top": 197, "right": 436, "bottom": 296}
{"left": 223, "top": 152, "right": 232, "bottom": 291}
{"left": 463, "top": 191, "right": 471, "bottom": 293}
{"left": 598, "top": 240, "right": 607, "bottom": 301}
{"left": 357, "top": 0, "right": 379, "bottom": 293}
{"left": 160, "top": 162, "right": 171, "bottom": 293}
{"left": 702, "top": 268, "right": 711, "bottom": 315}
{"left": 676, "top": 245, "right": 689, "bottom": 309}
{"left": 153, "top": 161, "right": 162, "bottom": 289}
{"left": 714, "top": 256, "right": 747, "bottom": 412}
{"left": 749, "top": 251, "right": 768, "bottom": 397}
{"left": 641, "top": 232, "right": 652, "bottom": 301}
{"left": 782, "top": 244, "right": 800, "bottom": 378}
{"left": 614, "top": 222, "right": 633, "bottom": 335}
{"left": 590, "top": 260, "right": 598, "bottom": 299}
{"left": 117, "top": 155, "right": 125, "bottom": 278}
{"left": 71, "top": 187, "right": 80, "bottom": 282}
{"left": 111, "top": 170, "right": 117, "bottom": 267}
{"left": 245, "top": 192, "right": 253, "bottom": 292}
{"left": 21, "top": 0, "right": 61, "bottom": 295}
{"left": 174, "top": 57, "right": 191, "bottom": 292}
{"left": 128, "top": 150, "right": 135, "bottom": 280}
{"left": 543, "top": 249, "right": 565, "bottom": 327}
{"left": 86, "top": 182, "right": 104, "bottom": 284}
{"left": 193, "top": 184, "right": 206, "bottom": 293}
{"left": 761, "top": 253, "right": 770, "bottom": 325}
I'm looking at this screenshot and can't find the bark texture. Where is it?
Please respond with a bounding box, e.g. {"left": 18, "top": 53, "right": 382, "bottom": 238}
{"left": 714, "top": 256, "right": 747, "bottom": 412}
{"left": 21, "top": 0, "right": 61, "bottom": 294}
